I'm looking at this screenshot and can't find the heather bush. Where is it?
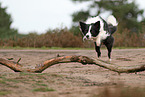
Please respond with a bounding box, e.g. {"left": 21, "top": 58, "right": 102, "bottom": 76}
{"left": 114, "top": 29, "right": 145, "bottom": 47}
{"left": 0, "top": 28, "right": 145, "bottom": 48}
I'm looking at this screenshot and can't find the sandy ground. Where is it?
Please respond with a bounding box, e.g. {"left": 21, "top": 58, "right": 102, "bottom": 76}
{"left": 0, "top": 48, "right": 145, "bottom": 97}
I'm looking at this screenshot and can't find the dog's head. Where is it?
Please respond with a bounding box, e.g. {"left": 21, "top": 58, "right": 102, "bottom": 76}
{"left": 79, "top": 21, "right": 100, "bottom": 41}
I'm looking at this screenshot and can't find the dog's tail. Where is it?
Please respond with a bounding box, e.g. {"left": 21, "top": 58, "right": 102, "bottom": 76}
{"left": 107, "top": 15, "right": 118, "bottom": 26}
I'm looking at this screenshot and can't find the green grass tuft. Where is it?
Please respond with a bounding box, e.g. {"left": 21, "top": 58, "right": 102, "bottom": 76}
{"left": 32, "top": 87, "right": 55, "bottom": 92}
{"left": 35, "top": 83, "right": 48, "bottom": 86}
{"left": 0, "top": 80, "right": 6, "bottom": 84}
{"left": 0, "top": 90, "right": 11, "bottom": 96}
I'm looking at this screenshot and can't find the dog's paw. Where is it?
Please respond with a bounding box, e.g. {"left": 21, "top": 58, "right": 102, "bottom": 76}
{"left": 109, "top": 59, "right": 112, "bottom": 61}
{"left": 97, "top": 57, "right": 100, "bottom": 60}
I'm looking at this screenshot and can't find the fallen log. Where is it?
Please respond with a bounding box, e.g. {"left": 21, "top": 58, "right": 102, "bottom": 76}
{"left": 0, "top": 55, "right": 145, "bottom": 73}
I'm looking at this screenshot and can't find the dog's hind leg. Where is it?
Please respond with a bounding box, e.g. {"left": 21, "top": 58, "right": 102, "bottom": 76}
{"left": 94, "top": 42, "right": 101, "bottom": 58}
{"left": 103, "top": 36, "right": 114, "bottom": 60}
{"left": 108, "top": 25, "right": 117, "bottom": 35}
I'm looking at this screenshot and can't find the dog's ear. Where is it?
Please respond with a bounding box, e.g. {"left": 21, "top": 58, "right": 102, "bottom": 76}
{"left": 79, "top": 21, "right": 87, "bottom": 33}
{"left": 94, "top": 21, "right": 100, "bottom": 30}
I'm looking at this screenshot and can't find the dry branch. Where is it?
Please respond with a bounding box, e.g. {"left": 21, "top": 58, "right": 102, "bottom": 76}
{"left": 0, "top": 55, "right": 145, "bottom": 73}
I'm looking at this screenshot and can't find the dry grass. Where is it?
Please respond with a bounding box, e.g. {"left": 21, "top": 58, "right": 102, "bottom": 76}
{"left": 0, "top": 27, "right": 145, "bottom": 48}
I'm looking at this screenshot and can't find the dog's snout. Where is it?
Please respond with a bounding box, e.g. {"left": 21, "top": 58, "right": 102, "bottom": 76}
{"left": 86, "top": 35, "right": 89, "bottom": 38}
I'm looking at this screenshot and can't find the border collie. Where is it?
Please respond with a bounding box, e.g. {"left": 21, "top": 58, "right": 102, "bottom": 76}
{"left": 79, "top": 15, "right": 118, "bottom": 60}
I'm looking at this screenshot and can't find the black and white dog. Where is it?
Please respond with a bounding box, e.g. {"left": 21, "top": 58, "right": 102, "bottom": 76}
{"left": 79, "top": 15, "right": 118, "bottom": 60}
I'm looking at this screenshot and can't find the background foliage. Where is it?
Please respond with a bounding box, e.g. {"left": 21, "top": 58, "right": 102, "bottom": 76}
{"left": 0, "top": 1, "right": 145, "bottom": 48}
{"left": 71, "top": 0, "right": 145, "bottom": 33}
{"left": 0, "top": 3, "right": 20, "bottom": 39}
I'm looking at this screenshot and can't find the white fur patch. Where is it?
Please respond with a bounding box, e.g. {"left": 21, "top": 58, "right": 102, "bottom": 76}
{"left": 87, "top": 26, "right": 92, "bottom": 38}
{"left": 85, "top": 16, "right": 104, "bottom": 31}
{"left": 84, "top": 16, "right": 116, "bottom": 46}
{"left": 86, "top": 16, "right": 101, "bottom": 24}
{"left": 107, "top": 15, "right": 118, "bottom": 26}
{"left": 85, "top": 16, "right": 110, "bottom": 46}
{"left": 83, "top": 26, "right": 92, "bottom": 40}
{"left": 95, "top": 30, "right": 110, "bottom": 46}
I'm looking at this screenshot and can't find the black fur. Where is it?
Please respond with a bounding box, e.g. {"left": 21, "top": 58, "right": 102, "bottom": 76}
{"left": 94, "top": 42, "right": 101, "bottom": 58}
{"left": 79, "top": 22, "right": 89, "bottom": 35}
{"left": 96, "top": 17, "right": 116, "bottom": 59}
{"left": 108, "top": 24, "right": 117, "bottom": 35}
{"left": 103, "top": 35, "right": 114, "bottom": 59}
{"left": 91, "top": 21, "right": 100, "bottom": 37}
{"left": 80, "top": 21, "right": 100, "bottom": 37}
{"left": 79, "top": 16, "right": 117, "bottom": 59}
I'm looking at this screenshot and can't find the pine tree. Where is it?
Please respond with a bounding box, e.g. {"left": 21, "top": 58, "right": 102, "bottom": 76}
{"left": 0, "top": 3, "right": 18, "bottom": 39}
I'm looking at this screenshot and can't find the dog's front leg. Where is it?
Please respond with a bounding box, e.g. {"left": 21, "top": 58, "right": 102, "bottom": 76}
{"left": 94, "top": 42, "right": 101, "bottom": 58}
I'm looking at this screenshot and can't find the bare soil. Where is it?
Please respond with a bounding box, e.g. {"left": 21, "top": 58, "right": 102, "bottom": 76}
{"left": 0, "top": 48, "right": 145, "bottom": 97}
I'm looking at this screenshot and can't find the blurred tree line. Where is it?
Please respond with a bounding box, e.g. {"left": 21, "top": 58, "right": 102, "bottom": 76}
{"left": 71, "top": 0, "right": 145, "bottom": 33}
{"left": 0, "top": 1, "right": 145, "bottom": 48}
{"left": 0, "top": 3, "right": 22, "bottom": 39}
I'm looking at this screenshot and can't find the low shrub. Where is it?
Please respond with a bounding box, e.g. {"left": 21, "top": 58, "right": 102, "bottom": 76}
{"left": 0, "top": 28, "right": 145, "bottom": 48}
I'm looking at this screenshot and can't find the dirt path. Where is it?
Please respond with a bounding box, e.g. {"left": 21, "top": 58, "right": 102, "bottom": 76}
{"left": 0, "top": 49, "right": 145, "bottom": 97}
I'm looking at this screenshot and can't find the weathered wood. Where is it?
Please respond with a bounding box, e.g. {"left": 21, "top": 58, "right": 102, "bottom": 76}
{"left": 0, "top": 55, "right": 145, "bottom": 73}
{"left": 0, "top": 58, "right": 22, "bottom": 72}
